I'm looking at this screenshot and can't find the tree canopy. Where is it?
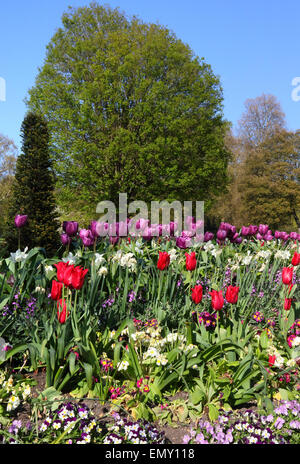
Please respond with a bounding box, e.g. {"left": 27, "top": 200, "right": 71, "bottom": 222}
{"left": 26, "top": 3, "right": 230, "bottom": 220}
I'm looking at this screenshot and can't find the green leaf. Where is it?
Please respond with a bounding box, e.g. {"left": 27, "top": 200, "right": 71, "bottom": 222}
{"left": 208, "top": 403, "right": 219, "bottom": 422}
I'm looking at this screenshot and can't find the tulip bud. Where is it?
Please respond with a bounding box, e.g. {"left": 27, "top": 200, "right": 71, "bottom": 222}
{"left": 209, "top": 290, "right": 224, "bottom": 311}
{"left": 63, "top": 221, "right": 78, "bottom": 237}
{"left": 185, "top": 252, "right": 197, "bottom": 271}
{"left": 282, "top": 267, "right": 293, "bottom": 285}
{"left": 14, "top": 215, "right": 28, "bottom": 228}
{"left": 225, "top": 285, "right": 239, "bottom": 304}
{"left": 60, "top": 233, "right": 71, "bottom": 246}
{"left": 157, "top": 251, "right": 170, "bottom": 270}
{"left": 191, "top": 285, "right": 203, "bottom": 304}
{"left": 292, "top": 252, "right": 300, "bottom": 266}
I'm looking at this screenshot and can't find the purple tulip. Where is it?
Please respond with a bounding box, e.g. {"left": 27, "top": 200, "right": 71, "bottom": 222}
{"left": 216, "top": 229, "right": 227, "bottom": 241}
{"left": 290, "top": 232, "right": 298, "bottom": 240}
{"left": 248, "top": 225, "right": 258, "bottom": 235}
{"left": 185, "top": 216, "right": 195, "bottom": 228}
{"left": 169, "top": 221, "right": 178, "bottom": 235}
{"left": 118, "top": 221, "right": 128, "bottom": 237}
{"left": 194, "top": 233, "right": 204, "bottom": 243}
{"left": 256, "top": 233, "right": 263, "bottom": 241}
{"left": 281, "top": 232, "right": 289, "bottom": 241}
{"left": 204, "top": 231, "right": 214, "bottom": 242}
{"left": 63, "top": 221, "right": 78, "bottom": 237}
{"left": 79, "top": 229, "right": 95, "bottom": 247}
{"left": 219, "top": 222, "right": 232, "bottom": 232}
{"left": 241, "top": 226, "right": 250, "bottom": 236}
{"left": 234, "top": 237, "right": 243, "bottom": 245}
{"left": 142, "top": 226, "right": 153, "bottom": 241}
{"left": 182, "top": 229, "right": 194, "bottom": 238}
{"left": 60, "top": 233, "right": 71, "bottom": 246}
{"left": 274, "top": 230, "right": 282, "bottom": 239}
{"left": 109, "top": 236, "right": 119, "bottom": 245}
{"left": 15, "top": 215, "right": 28, "bottom": 228}
{"left": 136, "top": 218, "right": 149, "bottom": 231}
{"left": 264, "top": 234, "right": 273, "bottom": 241}
{"left": 176, "top": 236, "right": 190, "bottom": 249}
{"left": 90, "top": 220, "right": 100, "bottom": 238}
{"left": 258, "top": 224, "right": 269, "bottom": 236}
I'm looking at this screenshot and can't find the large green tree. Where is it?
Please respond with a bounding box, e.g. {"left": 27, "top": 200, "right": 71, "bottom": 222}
{"left": 6, "top": 112, "right": 60, "bottom": 254}
{"left": 26, "top": 3, "right": 230, "bottom": 219}
{"left": 240, "top": 129, "right": 300, "bottom": 231}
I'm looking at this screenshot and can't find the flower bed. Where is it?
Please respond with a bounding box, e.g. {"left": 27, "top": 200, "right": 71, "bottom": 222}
{"left": 0, "top": 219, "right": 299, "bottom": 444}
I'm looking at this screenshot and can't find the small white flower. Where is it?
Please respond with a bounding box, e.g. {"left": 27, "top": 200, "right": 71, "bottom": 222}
{"left": 62, "top": 252, "right": 77, "bottom": 264}
{"left": 117, "top": 360, "right": 129, "bottom": 371}
{"left": 9, "top": 248, "right": 29, "bottom": 263}
{"left": 45, "top": 265, "right": 54, "bottom": 274}
{"left": 94, "top": 253, "right": 105, "bottom": 267}
{"left": 98, "top": 266, "right": 108, "bottom": 276}
{"left": 34, "top": 286, "right": 45, "bottom": 293}
{"left": 291, "top": 336, "right": 300, "bottom": 348}
{"left": 7, "top": 395, "right": 20, "bottom": 411}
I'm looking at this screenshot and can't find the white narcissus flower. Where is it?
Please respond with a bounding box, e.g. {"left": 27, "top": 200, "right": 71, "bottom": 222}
{"left": 117, "top": 360, "right": 129, "bottom": 371}
{"left": 62, "top": 252, "right": 77, "bottom": 264}
{"left": 134, "top": 240, "right": 144, "bottom": 255}
{"left": 94, "top": 253, "right": 105, "bottom": 267}
{"left": 274, "top": 250, "right": 291, "bottom": 260}
{"left": 242, "top": 251, "right": 252, "bottom": 265}
{"left": 34, "top": 286, "right": 45, "bottom": 293}
{"left": 98, "top": 266, "right": 108, "bottom": 276}
{"left": 9, "top": 247, "right": 29, "bottom": 263}
{"left": 45, "top": 264, "right": 54, "bottom": 274}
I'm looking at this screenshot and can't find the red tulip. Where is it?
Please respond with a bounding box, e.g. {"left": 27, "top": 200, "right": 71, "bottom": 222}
{"left": 191, "top": 285, "right": 203, "bottom": 304}
{"left": 185, "top": 252, "right": 197, "bottom": 271}
{"left": 282, "top": 267, "right": 293, "bottom": 285}
{"left": 57, "top": 299, "right": 69, "bottom": 324}
{"left": 54, "top": 262, "right": 69, "bottom": 282}
{"left": 284, "top": 298, "right": 292, "bottom": 311}
{"left": 291, "top": 252, "right": 300, "bottom": 266}
{"left": 268, "top": 355, "right": 276, "bottom": 367}
{"left": 50, "top": 280, "right": 63, "bottom": 301}
{"left": 63, "top": 264, "right": 75, "bottom": 288}
{"left": 225, "top": 285, "right": 239, "bottom": 304}
{"left": 71, "top": 266, "right": 89, "bottom": 290}
{"left": 209, "top": 290, "right": 224, "bottom": 311}
{"left": 157, "top": 252, "right": 170, "bottom": 270}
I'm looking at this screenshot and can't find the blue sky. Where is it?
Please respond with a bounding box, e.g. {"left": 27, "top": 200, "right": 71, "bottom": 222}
{"left": 1, "top": 0, "right": 300, "bottom": 151}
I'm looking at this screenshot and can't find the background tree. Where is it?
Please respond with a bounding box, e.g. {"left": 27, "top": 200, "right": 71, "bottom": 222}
{"left": 212, "top": 94, "right": 295, "bottom": 230}
{"left": 240, "top": 129, "right": 300, "bottom": 231}
{"left": 0, "top": 134, "right": 17, "bottom": 236}
{"left": 236, "top": 93, "right": 286, "bottom": 149}
{"left": 26, "top": 3, "right": 230, "bottom": 222}
{"left": 6, "top": 112, "right": 60, "bottom": 254}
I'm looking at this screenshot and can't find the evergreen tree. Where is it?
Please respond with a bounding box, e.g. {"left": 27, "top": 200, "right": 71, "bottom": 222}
{"left": 6, "top": 112, "right": 60, "bottom": 254}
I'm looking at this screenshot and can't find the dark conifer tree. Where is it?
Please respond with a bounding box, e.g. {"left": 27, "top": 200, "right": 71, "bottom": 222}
{"left": 6, "top": 112, "right": 59, "bottom": 255}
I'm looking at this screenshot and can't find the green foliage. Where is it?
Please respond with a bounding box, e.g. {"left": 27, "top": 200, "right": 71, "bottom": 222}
{"left": 240, "top": 130, "right": 300, "bottom": 231}
{"left": 27, "top": 3, "right": 230, "bottom": 218}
